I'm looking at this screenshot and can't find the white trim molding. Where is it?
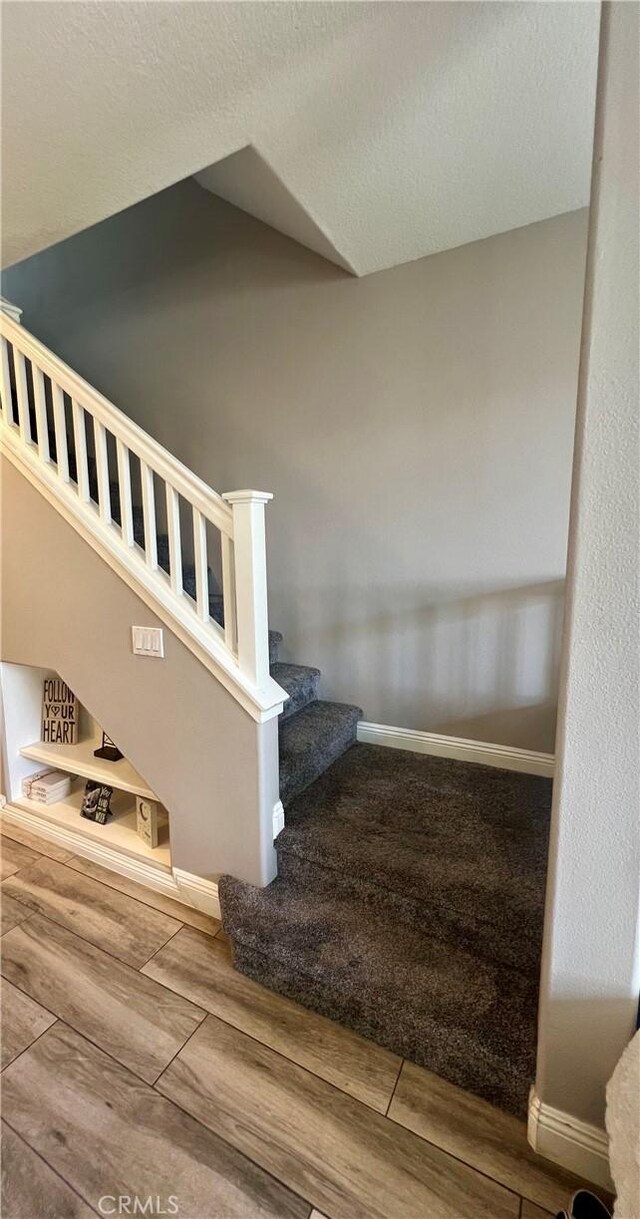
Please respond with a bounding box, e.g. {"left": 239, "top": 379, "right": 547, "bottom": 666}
{"left": 0, "top": 437, "right": 285, "bottom": 725}
{"left": 528, "top": 1089, "right": 613, "bottom": 1192}
{"left": 0, "top": 312, "right": 286, "bottom": 723}
{"left": 357, "top": 721, "right": 555, "bottom": 777}
{"left": 272, "top": 799, "right": 285, "bottom": 839}
{"left": 1, "top": 802, "right": 221, "bottom": 921}
{"left": 173, "top": 868, "right": 221, "bottom": 920}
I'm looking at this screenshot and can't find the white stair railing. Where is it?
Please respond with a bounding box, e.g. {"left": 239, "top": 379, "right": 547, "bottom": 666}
{"left": 0, "top": 312, "right": 285, "bottom": 720}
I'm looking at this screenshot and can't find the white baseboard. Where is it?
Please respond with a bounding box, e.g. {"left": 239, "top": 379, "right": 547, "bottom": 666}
{"left": 356, "top": 722, "right": 555, "bottom": 777}
{"left": 528, "top": 1089, "right": 613, "bottom": 1191}
{"left": 172, "top": 868, "right": 221, "bottom": 920}
{"left": 1, "top": 803, "right": 221, "bottom": 920}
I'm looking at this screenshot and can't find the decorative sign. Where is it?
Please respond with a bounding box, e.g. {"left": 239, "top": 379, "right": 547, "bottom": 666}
{"left": 81, "top": 780, "right": 113, "bottom": 824}
{"left": 42, "top": 679, "right": 78, "bottom": 746}
{"left": 136, "top": 797, "right": 165, "bottom": 849}
{"left": 94, "top": 731, "right": 123, "bottom": 762}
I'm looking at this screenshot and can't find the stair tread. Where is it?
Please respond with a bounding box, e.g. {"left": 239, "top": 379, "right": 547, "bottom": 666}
{"left": 278, "top": 700, "right": 362, "bottom": 805}
{"left": 276, "top": 848, "right": 542, "bottom": 976}
{"left": 271, "top": 662, "right": 321, "bottom": 722}
{"left": 275, "top": 743, "right": 550, "bottom": 973}
{"left": 271, "top": 662, "right": 321, "bottom": 683}
{"left": 220, "top": 873, "right": 537, "bottom": 1115}
{"left": 279, "top": 698, "right": 362, "bottom": 740}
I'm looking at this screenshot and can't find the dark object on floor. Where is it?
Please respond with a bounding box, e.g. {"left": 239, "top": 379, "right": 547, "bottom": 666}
{"left": 220, "top": 743, "right": 553, "bottom": 1117}
{"left": 556, "top": 1189, "right": 613, "bottom": 1219}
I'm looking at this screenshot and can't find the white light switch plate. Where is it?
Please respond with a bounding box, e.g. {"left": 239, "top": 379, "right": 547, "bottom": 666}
{"left": 131, "top": 626, "right": 164, "bottom": 658}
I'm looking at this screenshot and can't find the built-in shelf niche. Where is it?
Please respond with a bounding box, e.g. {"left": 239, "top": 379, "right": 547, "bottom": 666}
{"left": 0, "top": 661, "right": 170, "bottom": 869}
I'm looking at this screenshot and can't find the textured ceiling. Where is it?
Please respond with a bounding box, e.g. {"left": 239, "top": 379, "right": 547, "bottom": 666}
{"left": 2, "top": 1, "right": 600, "bottom": 276}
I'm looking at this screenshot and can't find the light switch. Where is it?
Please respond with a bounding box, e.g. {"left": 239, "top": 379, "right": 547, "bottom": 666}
{"left": 131, "top": 626, "right": 164, "bottom": 658}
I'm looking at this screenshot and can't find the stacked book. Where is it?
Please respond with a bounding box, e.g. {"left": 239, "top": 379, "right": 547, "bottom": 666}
{"left": 22, "top": 768, "right": 71, "bottom": 804}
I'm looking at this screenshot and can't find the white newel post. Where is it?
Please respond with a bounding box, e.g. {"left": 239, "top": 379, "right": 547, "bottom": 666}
{"left": 0, "top": 307, "right": 286, "bottom": 723}
{"left": 222, "top": 489, "right": 273, "bottom": 689}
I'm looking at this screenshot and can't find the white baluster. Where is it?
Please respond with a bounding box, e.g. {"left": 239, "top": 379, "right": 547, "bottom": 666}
{"left": 0, "top": 317, "right": 283, "bottom": 709}
{"left": 51, "top": 384, "right": 70, "bottom": 482}
{"left": 0, "top": 339, "right": 13, "bottom": 423}
{"left": 140, "top": 460, "right": 158, "bottom": 569}
{"left": 192, "top": 509, "right": 209, "bottom": 621}
{"left": 116, "top": 439, "right": 134, "bottom": 546}
{"left": 94, "top": 420, "right": 112, "bottom": 523}
{"left": 165, "top": 483, "right": 182, "bottom": 595}
{"left": 33, "top": 368, "right": 50, "bottom": 461}
{"left": 14, "top": 350, "right": 31, "bottom": 442}
{"left": 221, "top": 533, "right": 238, "bottom": 654}
{"left": 71, "top": 399, "right": 90, "bottom": 501}
{"left": 222, "top": 490, "right": 273, "bottom": 687}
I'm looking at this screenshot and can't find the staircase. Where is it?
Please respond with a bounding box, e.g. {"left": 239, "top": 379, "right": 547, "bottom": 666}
{"left": 220, "top": 745, "right": 552, "bottom": 1119}
{"left": 0, "top": 308, "right": 362, "bottom": 859}
{"left": 1, "top": 307, "right": 549, "bottom": 1122}
{"left": 112, "top": 488, "right": 363, "bottom": 806}
{"left": 127, "top": 493, "right": 364, "bottom": 803}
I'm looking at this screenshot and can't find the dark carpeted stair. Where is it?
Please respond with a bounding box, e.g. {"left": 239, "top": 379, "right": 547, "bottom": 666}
{"left": 268, "top": 630, "right": 283, "bottom": 667}
{"left": 276, "top": 745, "right": 550, "bottom": 975}
{"left": 270, "top": 662, "right": 321, "bottom": 721}
{"left": 278, "top": 699, "right": 362, "bottom": 805}
{"left": 219, "top": 743, "right": 552, "bottom": 1118}
{"left": 220, "top": 868, "right": 540, "bottom": 1116}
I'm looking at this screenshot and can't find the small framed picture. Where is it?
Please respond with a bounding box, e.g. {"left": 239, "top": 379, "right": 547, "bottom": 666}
{"left": 81, "top": 780, "right": 113, "bottom": 825}
{"left": 136, "top": 797, "right": 161, "bottom": 848}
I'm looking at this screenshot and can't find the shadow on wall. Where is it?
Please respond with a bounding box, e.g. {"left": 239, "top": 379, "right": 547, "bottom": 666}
{"left": 283, "top": 579, "right": 565, "bottom": 754}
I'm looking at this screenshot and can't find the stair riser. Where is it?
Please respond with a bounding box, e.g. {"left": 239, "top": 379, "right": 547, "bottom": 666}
{"left": 231, "top": 941, "right": 534, "bottom": 1117}
{"left": 280, "top": 713, "right": 360, "bottom": 807}
{"left": 275, "top": 848, "right": 543, "bottom": 977}
{"left": 278, "top": 674, "right": 321, "bottom": 722}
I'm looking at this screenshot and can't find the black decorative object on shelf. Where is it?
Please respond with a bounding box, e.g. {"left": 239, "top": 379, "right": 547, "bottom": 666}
{"left": 81, "top": 780, "right": 113, "bottom": 825}
{"left": 93, "top": 731, "right": 123, "bottom": 762}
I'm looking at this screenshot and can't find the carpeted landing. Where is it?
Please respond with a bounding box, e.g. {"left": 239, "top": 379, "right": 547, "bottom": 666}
{"left": 219, "top": 744, "right": 553, "bottom": 1118}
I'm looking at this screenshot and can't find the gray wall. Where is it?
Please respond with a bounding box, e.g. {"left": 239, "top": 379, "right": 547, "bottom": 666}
{"left": 536, "top": 0, "right": 639, "bottom": 1147}
{"left": 2, "top": 185, "right": 589, "bottom": 751}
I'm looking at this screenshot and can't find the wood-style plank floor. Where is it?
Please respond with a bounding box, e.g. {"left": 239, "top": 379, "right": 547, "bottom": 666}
{"left": 0, "top": 821, "right": 600, "bottom": 1219}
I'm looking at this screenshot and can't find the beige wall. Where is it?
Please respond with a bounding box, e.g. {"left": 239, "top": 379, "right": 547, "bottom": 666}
{"left": 0, "top": 458, "right": 279, "bottom": 885}
{"left": 2, "top": 186, "right": 589, "bottom": 750}
{"left": 536, "top": 0, "right": 640, "bottom": 1145}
